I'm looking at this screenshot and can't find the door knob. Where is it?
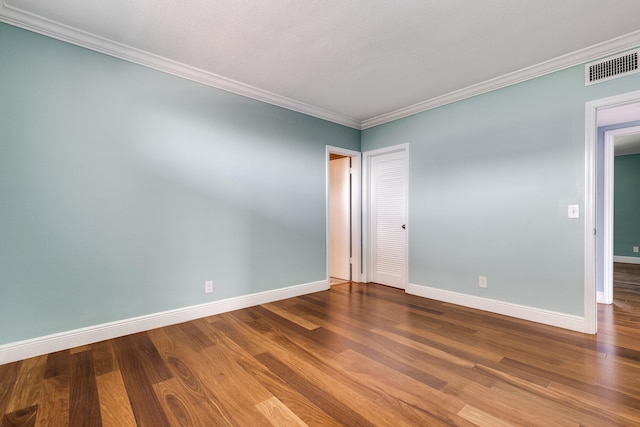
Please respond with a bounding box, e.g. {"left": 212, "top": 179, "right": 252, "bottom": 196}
{"left": 402, "top": 224, "right": 406, "bottom": 229}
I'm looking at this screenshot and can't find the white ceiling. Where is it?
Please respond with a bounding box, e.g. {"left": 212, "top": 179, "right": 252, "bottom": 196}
{"left": 3, "top": 1, "right": 640, "bottom": 129}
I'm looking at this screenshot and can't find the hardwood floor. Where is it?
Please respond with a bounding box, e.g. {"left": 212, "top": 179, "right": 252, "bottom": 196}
{"left": 2, "top": 266, "right": 640, "bottom": 426}
{"left": 612, "top": 262, "right": 640, "bottom": 304}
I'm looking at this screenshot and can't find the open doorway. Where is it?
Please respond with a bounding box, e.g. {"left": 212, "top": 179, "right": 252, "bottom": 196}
{"left": 586, "top": 90, "right": 640, "bottom": 334}
{"left": 599, "top": 122, "right": 640, "bottom": 304}
{"left": 329, "top": 153, "right": 351, "bottom": 284}
{"left": 326, "top": 146, "right": 361, "bottom": 286}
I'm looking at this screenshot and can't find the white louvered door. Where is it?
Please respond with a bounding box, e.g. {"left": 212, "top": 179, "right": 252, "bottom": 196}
{"left": 369, "top": 149, "right": 408, "bottom": 289}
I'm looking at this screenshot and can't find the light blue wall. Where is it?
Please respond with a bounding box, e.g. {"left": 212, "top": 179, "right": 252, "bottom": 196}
{"left": 614, "top": 153, "right": 640, "bottom": 258}
{"left": 0, "top": 23, "right": 360, "bottom": 345}
{"left": 362, "top": 64, "right": 640, "bottom": 316}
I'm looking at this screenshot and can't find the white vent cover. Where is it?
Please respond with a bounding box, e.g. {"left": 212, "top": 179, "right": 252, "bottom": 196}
{"left": 585, "top": 49, "right": 640, "bottom": 86}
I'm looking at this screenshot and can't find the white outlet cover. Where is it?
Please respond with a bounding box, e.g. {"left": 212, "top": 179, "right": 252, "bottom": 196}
{"left": 568, "top": 205, "right": 580, "bottom": 219}
{"left": 204, "top": 280, "right": 213, "bottom": 293}
{"left": 479, "top": 276, "right": 487, "bottom": 288}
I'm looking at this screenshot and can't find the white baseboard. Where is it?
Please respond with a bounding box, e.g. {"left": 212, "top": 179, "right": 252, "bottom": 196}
{"left": 0, "top": 280, "right": 329, "bottom": 365}
{"left": 597, "top": 291, "right": 606, "bottom": 304}
{"left": 406, "top": 283, "right": 586, "bottom": 333}
{"left": 614, "top": 256, "right": 640, "bottom": 265}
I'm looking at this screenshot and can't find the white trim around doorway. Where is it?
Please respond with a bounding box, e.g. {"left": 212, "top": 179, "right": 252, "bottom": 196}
{"left": 602, "top": 126, "right": 640, "bottom": 304}
{"left": 585, "top": 89, "right": 640, "bottom": 334}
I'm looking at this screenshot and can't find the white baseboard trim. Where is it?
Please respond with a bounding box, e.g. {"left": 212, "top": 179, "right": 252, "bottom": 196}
{"left": 614, "top": 256, "right": 640, "bottom": 265}
{"left": 0, "top": 280, "right": 328, "bottom": 365}
{"left": 597, "top": 291, "right": 606, "bottom": 304}
{"left": 406, "top": 283, "right": 586, "bottom": 333}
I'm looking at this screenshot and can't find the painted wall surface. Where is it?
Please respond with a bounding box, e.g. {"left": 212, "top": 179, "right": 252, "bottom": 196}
{"left": 0, "top": 23, "right": 360, "bottom": 345}
{"left": 614, "top": 153, "right": 640, "bottom": 258}
{"left": 362, "top": 64, "right": 640, "bottom": 316}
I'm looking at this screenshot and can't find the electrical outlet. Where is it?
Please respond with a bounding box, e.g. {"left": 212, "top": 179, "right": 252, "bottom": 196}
{"left": 204, "top": 280, "right": 213, "bottom": 294}
{"left": 634, "top": 246, "right": 639, "bottom": 253}
{"left": 479, "top": 276, "right": 487, "bottom": 288}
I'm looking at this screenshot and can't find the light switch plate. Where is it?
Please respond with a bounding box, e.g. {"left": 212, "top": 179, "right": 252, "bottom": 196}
{"left": 568, "top": 205, "right": 580, "bottom": 219}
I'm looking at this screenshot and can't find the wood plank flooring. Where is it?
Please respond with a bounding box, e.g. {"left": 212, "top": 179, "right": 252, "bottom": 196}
{"left": 2, "top": 264, "right": 640, "bottom": 426}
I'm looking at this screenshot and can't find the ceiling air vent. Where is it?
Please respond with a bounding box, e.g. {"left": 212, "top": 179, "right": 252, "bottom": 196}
{"left": 585, "top": 49, "right": 640, "bottom": 86}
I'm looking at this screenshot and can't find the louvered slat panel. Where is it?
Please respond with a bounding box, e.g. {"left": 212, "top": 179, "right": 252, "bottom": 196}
{"left": 371, "top": 151, "right": 407, "bottom": 287}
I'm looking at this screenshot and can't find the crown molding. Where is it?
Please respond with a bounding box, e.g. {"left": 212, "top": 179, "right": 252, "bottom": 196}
{"left": 361, "top": 30, "right": 640, "bottom": 129}
{"left": 3, "top": 2, "right": 640, "bottom": 132}
{"left": 0, "top": 2, "right": 362, "bottom": 129}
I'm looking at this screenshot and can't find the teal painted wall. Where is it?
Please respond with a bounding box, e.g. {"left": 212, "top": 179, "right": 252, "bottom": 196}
{"left": 614, "top": 153, "right": 640, "bottom": 258}
{"left": 362, "top": 63, "right": 640, "bottom": 316}
{"left": 0, "top": 23, "right": 360, "bottom": 345}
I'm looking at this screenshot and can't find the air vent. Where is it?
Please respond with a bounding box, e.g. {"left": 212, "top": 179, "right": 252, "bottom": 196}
{"left": 585, "top": 49, "right": 640, "bottom": 86}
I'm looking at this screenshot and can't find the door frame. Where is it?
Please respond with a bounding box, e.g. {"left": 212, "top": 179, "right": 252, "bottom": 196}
{"left": 585, "top": 89, "right": 640, "bottom": 334}
{"left": 601, "top": 126, "right": 640, "bottom": 304}
{"left": 362, "top": 143, "right": 409, "bottom": 286}
{"left": 326, "top": 146, "right": 362, "bottom": 284}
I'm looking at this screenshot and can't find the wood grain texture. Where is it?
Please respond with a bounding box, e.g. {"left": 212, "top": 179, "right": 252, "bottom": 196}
{"left": 255, "top": 396, "right": 308, "bottom": 427}
{"left": 111, "top": 334, "right": 172, "bottom": 427}
{"left": 4, "top": 356, "right": 46, "bottom": 415}
{"left": 69, "top": 350, "right": 102, "bottom": 427}
{"left": 35, "top": 375, "right": 69, "bottom": 427}
{"left": 1, "top": 263, "right": 640, "bottom": 425}
{"left": 1, "top": 405, "right": 37, "bottom": 427}
{"left": 95, "top": 371, "right": 137, "bottom": 427}
{"left": 0, "top": 361, "right": 20, "bottom": 418}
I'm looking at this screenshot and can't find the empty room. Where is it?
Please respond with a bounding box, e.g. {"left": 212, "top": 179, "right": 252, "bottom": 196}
{"left": 2, "top": 1, "right": 640, "bottom": 425}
